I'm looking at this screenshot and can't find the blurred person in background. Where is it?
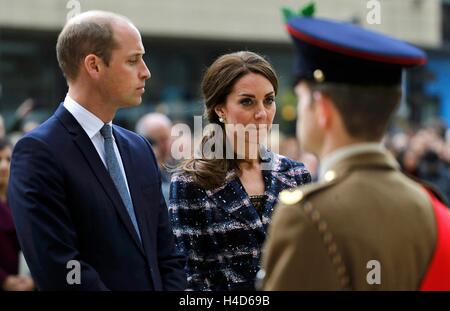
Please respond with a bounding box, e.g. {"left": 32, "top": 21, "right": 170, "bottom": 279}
{"left": 280, "top": 136, "right": 318, "bottom": 180}
{"left": 0, "top": 138, "right": 34, "bottom": 291}
{"left": 386, "top": 120, "right": 450, "bottom": 201}
{"left": 417, "top": 150, "right": 450, "bottom": 204}
{"left": 135, "top": 113, "right": 173, "bottom": 202}
{"left": 0, "top": 116, "right": 5, "bottom": 140}
{"left": 279, "top": 136, "right": 300, "bottom": 161}
{"left": 169, "top": 51, "right": 311, "bottom": 290}
{"left": 8, "top": 98, "right": 36, "bottom": 134}
{"left": 22, "top": 120, "right": 40, "bottom": 134}
{"left": 397, "top": 147, "right": 420, "bottom": 178}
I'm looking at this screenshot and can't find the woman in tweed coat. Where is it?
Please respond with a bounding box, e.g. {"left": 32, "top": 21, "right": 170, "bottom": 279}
{"left": 169, "top": 51, "right": 311, "bottom": 291}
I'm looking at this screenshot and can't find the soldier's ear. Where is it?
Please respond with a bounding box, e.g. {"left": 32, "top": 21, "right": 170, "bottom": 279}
{"left": 314, "top": 92, "right": 333, "bottom": 130}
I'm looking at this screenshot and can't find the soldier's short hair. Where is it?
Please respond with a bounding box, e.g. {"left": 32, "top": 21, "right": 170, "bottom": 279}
{"left": 310, "top": 82, "right": 402, "bottom": 141}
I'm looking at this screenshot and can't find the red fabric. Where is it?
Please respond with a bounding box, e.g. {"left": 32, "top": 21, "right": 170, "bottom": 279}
{"left": 420, "top": 190, "right": 450, "bottom": 291}
{"left": 0, "top": 200, "right": 20, "bottom": 286}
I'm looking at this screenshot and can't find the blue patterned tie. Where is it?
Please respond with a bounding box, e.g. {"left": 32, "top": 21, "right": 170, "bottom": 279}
{"left": 100, "top": 124, "right": 142, "bottom": 243}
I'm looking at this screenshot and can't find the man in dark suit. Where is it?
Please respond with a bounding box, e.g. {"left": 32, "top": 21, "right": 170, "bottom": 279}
{"left": 7, "top": 10, "right": 186, "bottom": 291}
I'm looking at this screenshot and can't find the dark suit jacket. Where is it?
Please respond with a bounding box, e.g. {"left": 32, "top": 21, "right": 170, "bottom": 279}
{"left": 7, "top": 104, "right": 186, "bottom": 291}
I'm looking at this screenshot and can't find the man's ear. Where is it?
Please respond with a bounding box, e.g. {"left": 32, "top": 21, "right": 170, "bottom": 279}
{"left": 83, "top": 54, "right": 102, "bottom": 79}
{"left": 314, "top": 91, "right": 333, "bottom": 130}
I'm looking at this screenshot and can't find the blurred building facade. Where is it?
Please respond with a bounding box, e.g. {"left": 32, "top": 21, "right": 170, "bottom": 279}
{"left": 0, "top": 0, "right": 447, "bottom": 133}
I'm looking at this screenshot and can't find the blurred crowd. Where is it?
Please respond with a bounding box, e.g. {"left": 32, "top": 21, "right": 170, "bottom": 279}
{"left": 2, "top": 102, "right": 450, "bottom": 206}
{"left": 385, "top": 120, "right": 450, "bottom": 204}
{"left": 2, "top": 101, "right": 450, "bottom": 203}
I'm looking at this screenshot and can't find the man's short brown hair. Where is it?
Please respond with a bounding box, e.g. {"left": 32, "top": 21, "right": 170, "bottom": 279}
{"left": 56, "top": 12, "right": 127, "bottom": 81}
{"left": 310, "top": 82, "right": 402, "bottom": 141}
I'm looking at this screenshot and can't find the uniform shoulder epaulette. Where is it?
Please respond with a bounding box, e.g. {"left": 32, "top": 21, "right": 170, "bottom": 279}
{"left": 278, "top": 170, "right": 344, "bottom": 206}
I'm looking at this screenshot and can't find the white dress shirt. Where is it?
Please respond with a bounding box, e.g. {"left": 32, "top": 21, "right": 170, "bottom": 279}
{"left": 63, "top": 94, "right": 132, "bottom": 196}
{"left": 319, "top": 143, "right": 386, "bottom": 181}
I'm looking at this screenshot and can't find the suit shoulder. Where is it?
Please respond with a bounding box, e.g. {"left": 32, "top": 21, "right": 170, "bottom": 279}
{"left": 19, "top": 115, "right": 61, "bottom": 142}
{"left": 113, "top": 125, "right": 154, "bottom": 155}
{"left": 113, "top": 125, "right": 142, "bottom": 141}
{"left": 14, "top": 121, "right": 58, "bottom": 151}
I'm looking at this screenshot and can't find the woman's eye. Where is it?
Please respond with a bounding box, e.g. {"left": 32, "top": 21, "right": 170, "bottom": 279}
{"left": 240, "top": 98, "right": 254, "bottom": 106}
{"left": 264, "top": 97, "right": 275, "bottom": 105}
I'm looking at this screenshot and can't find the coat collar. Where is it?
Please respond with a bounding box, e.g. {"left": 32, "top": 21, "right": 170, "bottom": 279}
{"left": 204, "top": 150, "right": 299, "bottom": 236}
{"left": 319, "top": 143, "right": 386, "bottom": 179}
{"left": 321, "top": 149, "right": 400, "bottom": 183}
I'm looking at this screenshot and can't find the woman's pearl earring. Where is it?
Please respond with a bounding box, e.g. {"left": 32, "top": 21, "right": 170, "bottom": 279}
{"left": 219, "top": 117, "right": 224, "bottom": 123}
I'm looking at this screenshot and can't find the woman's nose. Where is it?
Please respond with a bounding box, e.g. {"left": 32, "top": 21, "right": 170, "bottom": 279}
{"left": 254, "top": 105, "right": 267, "bottom": 120}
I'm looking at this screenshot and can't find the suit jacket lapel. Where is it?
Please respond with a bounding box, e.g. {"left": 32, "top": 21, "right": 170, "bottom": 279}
{"left": 55, "top": 104, "right": 145, "bottom": 256}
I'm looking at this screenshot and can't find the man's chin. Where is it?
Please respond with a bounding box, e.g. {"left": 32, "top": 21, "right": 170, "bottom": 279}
{"left": 121, "top": 98, "right": 142, "bottom": 108}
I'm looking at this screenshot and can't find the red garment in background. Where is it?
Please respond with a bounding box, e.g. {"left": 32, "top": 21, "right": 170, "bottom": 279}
{"left": 420, "top": 190, "right": 450, "bottom": 291}
{"left": 0, "top": 200, "right": 20, "bottom": 286}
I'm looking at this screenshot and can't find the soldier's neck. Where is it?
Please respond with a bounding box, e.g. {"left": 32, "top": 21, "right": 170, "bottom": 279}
{"left": 318, "top": 135, "right": 367, "bottom": 161}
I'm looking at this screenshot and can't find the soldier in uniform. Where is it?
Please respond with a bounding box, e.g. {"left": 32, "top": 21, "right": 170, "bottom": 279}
{"left": 260, "top": 9, "right": 450, "bottom": 290}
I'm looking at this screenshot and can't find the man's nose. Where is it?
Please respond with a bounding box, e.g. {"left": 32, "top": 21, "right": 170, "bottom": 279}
{"left": 141, "top": 61, "right": 151, "bottom": 80}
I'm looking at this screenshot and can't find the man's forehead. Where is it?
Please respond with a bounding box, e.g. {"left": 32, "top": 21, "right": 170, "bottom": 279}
{"left": 112, "top": 22, "right": 144, "bottom": 52}
{"left": 112, "top": 20, "right": 141, "bottom": 40}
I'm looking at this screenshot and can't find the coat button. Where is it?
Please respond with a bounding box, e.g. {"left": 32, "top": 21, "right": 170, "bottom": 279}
{"left": 332, "top": 255, "right": 342, "bottom": 265}
{"left": 311, "top": 210, "right": 321, "bottom": 222}
{"left": 318, "top": 221, "right": 327, "bottom": 233}
{"left": 337, "top": 265, "right": 346, "bottom": 276}
{"left": 323, "top": 232, "right": 333, "bottom": 244}
{"left": 328, "top": 243, "right": 337, "bottom": 254}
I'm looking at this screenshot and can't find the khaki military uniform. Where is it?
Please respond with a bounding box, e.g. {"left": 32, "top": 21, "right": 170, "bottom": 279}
{"left": 261, "top": 150, "right": 437, "bottom": 290}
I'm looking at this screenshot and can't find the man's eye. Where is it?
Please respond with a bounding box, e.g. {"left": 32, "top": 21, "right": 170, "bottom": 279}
{"left": 128, "top": 59, "right": 138, "bottom": 64}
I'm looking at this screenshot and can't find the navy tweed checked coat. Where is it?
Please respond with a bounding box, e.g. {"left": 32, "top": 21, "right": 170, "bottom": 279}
{"left": 169, "top": 151, "right": 311, "bottom": 290}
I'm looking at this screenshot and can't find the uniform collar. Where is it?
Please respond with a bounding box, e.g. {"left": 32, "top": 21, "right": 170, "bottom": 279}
{"left": 319, "top": 143, "right": 395, "bottom": 181}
